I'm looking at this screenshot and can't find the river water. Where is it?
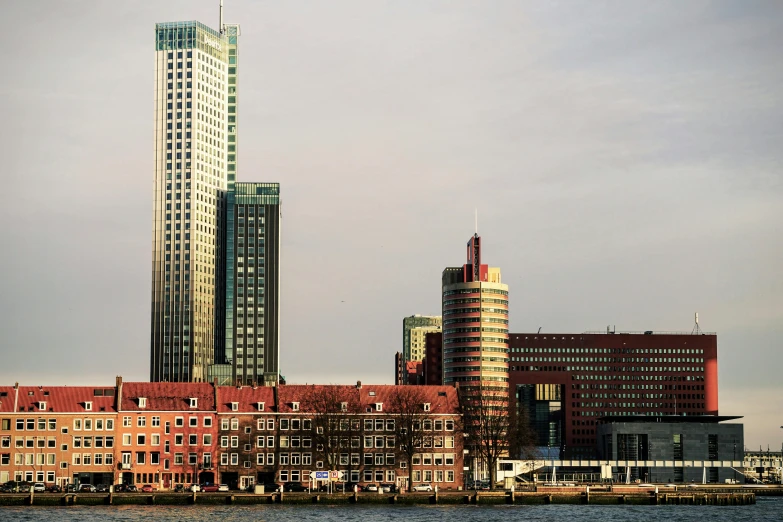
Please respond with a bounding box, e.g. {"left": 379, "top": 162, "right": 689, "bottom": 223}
{"left": 1, "top": 498, "right": 781, "bottom": 522}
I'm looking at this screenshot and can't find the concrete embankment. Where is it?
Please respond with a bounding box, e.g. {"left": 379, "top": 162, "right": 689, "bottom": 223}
{"left": 0, "top": 488, "right": 766, "bottom": 507}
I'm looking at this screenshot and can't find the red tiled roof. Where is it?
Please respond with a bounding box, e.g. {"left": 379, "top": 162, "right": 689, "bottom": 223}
{"left": 0, "top": 385, "right": 117, "bottom": 413}
{"left": 276, "top": 384, "right": 459, "bottom": 414}
{"left": 216, "top": 385, "right": 276, "bottom": 413}
{"left": 121, "top": 382, "right": 215, "bottom": 412}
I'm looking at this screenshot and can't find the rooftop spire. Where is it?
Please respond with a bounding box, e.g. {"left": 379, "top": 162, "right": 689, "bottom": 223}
{"left": 219, "top": 0, "right": 224, "bottom": 34}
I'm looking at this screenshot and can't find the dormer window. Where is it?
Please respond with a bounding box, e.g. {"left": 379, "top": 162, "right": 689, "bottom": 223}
{"left": 138, "top": 398, "right": 147, "bottom": 408}
{"left": 292, "top": 402, "right": 299, "bottom": 412}
{"left": 375, "top": 403, "right": 383, "bottom": 412}
{"left": 38, "top": 401, "right": 47, "bottom": 411}
{"left": 423, "top": 403, "right": 431, "bottom": 412}
{"left": 85, "top": 402, "right": 93, "bottom": 411}
{"left": 368, "top": 391, "right": 376, "bottom": 397}
{"left": 340, "top": 402, "right": 348, "bottom": 412}
{"left": 257, "top": 402, "right": 265, "bottom": 412}
{"left": 189, "top": 398, "right": 198, "bottom": 408}
{"left": 231, "top": 402, "right": 239, "bottom": 412}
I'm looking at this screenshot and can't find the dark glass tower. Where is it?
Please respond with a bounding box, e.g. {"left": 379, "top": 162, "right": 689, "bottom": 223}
{"left": 213, "top": 182, "right": 281, "bottom": 386}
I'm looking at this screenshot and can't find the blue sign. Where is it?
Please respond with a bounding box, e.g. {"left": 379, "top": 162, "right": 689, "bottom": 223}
{"left": 315, "top": 471, "right": 329, "bottom": 480}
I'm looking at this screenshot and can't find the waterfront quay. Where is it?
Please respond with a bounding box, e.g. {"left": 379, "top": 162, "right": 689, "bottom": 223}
{"left": 1, "top": 486, "right": 773, "bottom": 507}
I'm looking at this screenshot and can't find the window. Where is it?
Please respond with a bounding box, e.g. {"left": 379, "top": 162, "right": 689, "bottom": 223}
{"left": 122, "top": 434, "right": 131, "bottom": 446}
{"left": 137, "top": 417, "right": 146, "bottom": 427}
{"left": 95, "top": 419, "right": 103, "bottom": 431}
{"left": 106, "top": 419, "right": 114, "bottom": 431}
{"left": 189, "top": 434, "right": 197, "bottom": 446}
{"left": 221, "top": 419, "right": 230, "bottom": 431}
{"left": 292, "top": 402, "right": 299, "bottom": 411}
{"left": 423, "top": 403, "right": 431, "bottom": 412}
{"left": 375, "top": 403, "right": 382, "bottom": 412}
{"left": 189, "top": 417, "right": 198, "bottom": 427}
{"left": 85, "top": 402, "right": 92, "bottom": 411}
{"left": 189, "top": 398, "right": 198, "bottom": 408}
{"left": 123, "top": 416, "right": 131, "bottom": 427}
{"left": 74, "top": 419, "right": 82, "bottom": 431}
{"left": 204, "top": 417, "right": 212, "bottom": 427}
{"left": 137, "top": 434, "right": 146, "bottom": 446}
{"left": 175, "top": 417, "right": 184, "bottom": 427}
{"left": 152, "top": 416, "right": 161, "bottom": 427}
{"left": 267, "top": 419, "right": 274, "bottom": 430}
{"left": 136, "top": 452, "right": 145, "bottom": 465}
{"left": 230, "top": 436, "right": 238, "bottom": 448}
{"left": 151, "top": 452, "right": 160, "bottom": 465}
{"left": 138, "top": 397, "right": 147, "bottom": 408}
{"left": 230, "top": 418, "right": 239, "bottom": 431}
{"left": 257, "top": 402, "right": 265, "bottom": 411}
{"left": 203, "top": 434, "right": 212, "bottom": 445}
{"left": 175, "top": 434, "right": 184, "bottom": 446}
{"left": 189, "top": 453, "right": 197, "bottom": 465}
{"left": 279, "top": 419, "right": 289, "bottom": 430}
{"left": 151, "top": 434, "right": 160, "bottom": 446}
{"left": 175, "top": 453, "right": 184, "bottom": 465}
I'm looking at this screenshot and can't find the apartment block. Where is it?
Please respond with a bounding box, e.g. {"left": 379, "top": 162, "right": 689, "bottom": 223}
{"left": 1, "top": 380, "right": 463, "bottom": 491}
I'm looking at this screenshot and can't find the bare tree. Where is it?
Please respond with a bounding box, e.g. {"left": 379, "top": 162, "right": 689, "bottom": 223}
{"left": 386, "top": 386, "right": 436, "bottom": 492}
{"left": 460, "top": 387, "right": 509, "bottom": 490}
{"left": 300, "top": 386, "right": 360, "bottom": 473}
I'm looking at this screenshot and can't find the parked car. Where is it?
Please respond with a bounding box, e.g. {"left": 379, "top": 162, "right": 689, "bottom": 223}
{"left": 261, "top": 483, "right": 281, "bottom": 493}
{"left": 1, "top": 481, "right": 32, "bottom": 493}
{"left": 380, "top": 483, "right": 398, "bottom": 493}
{"left": 412, "top": 483, "right": 433, "bottom": 492}
{"left": 141, "top": 485, "right": 156, "bottom": 493}
{"left": 200, "top": 484, "right": 219, "bottom": 493}
{"left": 79, "top": 484, "right": 96, "bottom": 493}
{"left": 47, "top": 485, "right": 62, "bottom": 493}
{"left": 218, "top": 484, "right": 230, "bottom": 492}
{"left": 283, "top": 482, "right": 309, "bottom": 492}
{"left": 65, "top": 484, "right": 78, "bottom": 493}
{"left": 33, "top": 483, "right": 46, "bottom": 493}
{"left": 189, "top": 484, "right": 201, "bottom": 492}
{"left": 96, "top": 484, "right": 110, "bottom": 493}
{"left": 363, "top": 484, "right": 379, "bottom": 492}
{"left": 125, "top": 484, "right": 139, "bottom": 493}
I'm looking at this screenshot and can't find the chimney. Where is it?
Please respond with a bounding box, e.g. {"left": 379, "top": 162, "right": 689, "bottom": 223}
{"left": 213, "top": 378, "right": 219, "bottom": 415}
{"left": 13, "top": 382, "right": 19, "bottom": 413}
{"left": 356, "top": 380, "right": 362, "bottom": 390}
{"left": 115, "top": 376, "right": 123, "bottom": 413}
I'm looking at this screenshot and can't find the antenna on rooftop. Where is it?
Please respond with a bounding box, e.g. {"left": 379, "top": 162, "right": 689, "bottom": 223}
{"left": 691, "top": 312, "right": 703, "bottom": 335}
{"left": 219, "top": 0, "right": 224, "bottom": 34}
{"left": 474, "top": 209, "right": 478, "bottom": 235}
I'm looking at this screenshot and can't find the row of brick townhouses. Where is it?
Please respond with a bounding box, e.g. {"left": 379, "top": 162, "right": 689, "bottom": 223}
{"left": 1, "top": 379, "right": 463, "bottom": 490}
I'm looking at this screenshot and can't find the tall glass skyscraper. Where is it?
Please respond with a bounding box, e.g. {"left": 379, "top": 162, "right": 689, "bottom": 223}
{"left": 150, "top": 19, "right": 239, "bottom": 382}
{"left": 219, "top": 183, "right": 281, "bottom": 386}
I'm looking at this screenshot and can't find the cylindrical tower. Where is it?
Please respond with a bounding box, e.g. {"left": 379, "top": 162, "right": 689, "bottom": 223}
{"left": 442, "top": 280, "right": 509, "bottom": 396}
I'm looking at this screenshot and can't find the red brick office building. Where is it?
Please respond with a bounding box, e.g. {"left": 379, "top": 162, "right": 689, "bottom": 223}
{"left": 508, "top": 331, "right": 718, "bottom": 458}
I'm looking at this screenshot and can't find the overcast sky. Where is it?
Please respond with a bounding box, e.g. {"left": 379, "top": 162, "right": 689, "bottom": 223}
{"left": 0, "top": 1, "right": 781, "bottom": 447}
